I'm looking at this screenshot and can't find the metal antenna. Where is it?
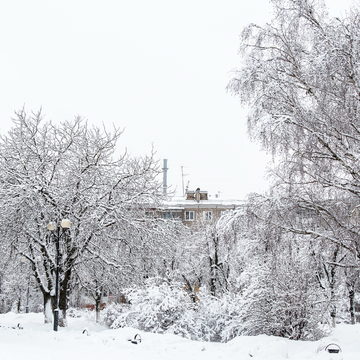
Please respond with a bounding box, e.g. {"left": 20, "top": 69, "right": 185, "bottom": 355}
{"left": 181, "top": 166, "right": 189, "bottom": 196}
{"left": 163, "top": 159, "right": 168, "bottom": 195}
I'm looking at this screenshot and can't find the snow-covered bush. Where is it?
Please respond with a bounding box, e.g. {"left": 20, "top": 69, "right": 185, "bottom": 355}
{"left": 102, "top": 273, "right": 329, "bottom": 342}
{"left": 108, "top": 279, "right": 192, "bottom": 332}
{"left": 169, "top": 291, "right": 243, "bottom": 342}
{"left": 102, "top": 279, "right": 244, "bottom": 342}
{"left": 238, "top": 252, "right": 328, "bottom": 340}
{"left": 67, "top": 308, "right": 87, "bottom": 318}
{"left": 102, "top": 303, "right": 130, "bottom": 327}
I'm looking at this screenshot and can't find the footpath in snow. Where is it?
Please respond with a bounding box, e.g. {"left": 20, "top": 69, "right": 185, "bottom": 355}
{"left": 1, "top": 312, "right": 360, "bottom": 360}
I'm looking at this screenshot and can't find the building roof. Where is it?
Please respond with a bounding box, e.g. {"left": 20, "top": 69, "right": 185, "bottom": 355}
{"left": 161, "top": 196, "right": 244, "bottom": 209}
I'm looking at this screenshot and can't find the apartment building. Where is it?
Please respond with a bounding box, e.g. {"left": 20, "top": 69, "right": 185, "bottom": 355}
{"left": 159, "top": 188, "right": 243, "bottom": 226}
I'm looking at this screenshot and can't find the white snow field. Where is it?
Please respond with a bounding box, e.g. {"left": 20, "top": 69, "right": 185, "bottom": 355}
{"left": 1, "top": 312, "right": 359, "bottom": 360}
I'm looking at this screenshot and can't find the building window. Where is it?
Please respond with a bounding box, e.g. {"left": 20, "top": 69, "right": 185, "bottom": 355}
{"left": 162, "top": 211, "right": 182, "bottom": 220}
{"left": 203, "top": 211, "right": 212, "bottom": 221}
{"left": 162, "top": 211, "right": 173, "bottom": 219}
{"left": 185, "top": 211, "right": 195, "bottom": 221}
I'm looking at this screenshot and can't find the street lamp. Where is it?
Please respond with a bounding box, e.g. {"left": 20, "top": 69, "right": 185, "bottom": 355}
{"left": 47, "top": 218, "right": 71, "bottom": 331}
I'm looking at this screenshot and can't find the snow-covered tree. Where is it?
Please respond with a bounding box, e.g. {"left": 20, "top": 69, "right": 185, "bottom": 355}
{"left": 229, "top": 0, "right": 360, "bottom": 262}
{"left": 228, "top": 0, "right": 360, "bottom": 328}
{"left": 0, "top": 109, "right": 164, "bottom": 325}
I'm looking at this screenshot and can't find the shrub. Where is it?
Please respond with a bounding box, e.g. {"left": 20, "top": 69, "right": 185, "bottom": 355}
{"left": 102, "top": 279, "right": 243, "bottom": 342}
{"left": 109, "top": 279, "right": 191, "bottom": 332}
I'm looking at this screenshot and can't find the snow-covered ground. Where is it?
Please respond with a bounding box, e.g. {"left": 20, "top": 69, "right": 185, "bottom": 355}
{"left": 1, "top": 312, "right": 359, "bottom": 360}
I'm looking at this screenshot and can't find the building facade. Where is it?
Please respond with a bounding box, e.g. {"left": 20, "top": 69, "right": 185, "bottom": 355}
{"left": 158, "top": 188, "right": 243, "bottom": 226}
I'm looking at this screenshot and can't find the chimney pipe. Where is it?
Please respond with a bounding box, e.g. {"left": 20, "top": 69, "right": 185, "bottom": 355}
{"left": 195, "top": 187, "right": 200, "bottom": 202}
{"left": 162, "top": 159, "right": 168, "bottom": 195}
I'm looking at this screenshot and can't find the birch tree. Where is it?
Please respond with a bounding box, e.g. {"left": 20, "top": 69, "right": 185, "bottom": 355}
{"left": 229, "top": 0, "right": 360, "bottom": 265}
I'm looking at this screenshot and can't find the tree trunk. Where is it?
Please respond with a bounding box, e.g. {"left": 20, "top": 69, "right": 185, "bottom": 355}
{"left": 95, "top": 300, "right": 100, "bottom": 323}
{"left": 330, "top": 307, "right": 336, "bottom": 328}
{"left": 25, "top": 283, "right": 30, "bottom": 313}
{"left": 330, "top": 285, "right": 336, "bottom": 328}
{"left": 95, "top": 287, "right": 103, "bottom": 323}
{"left": 182, "top": 275, "right": 198, "bottom": 303}
{"left": 328, "top": 247, "right": 339, "bottom": 328}
{"left": 209, "top": 234, "right": 219, "bottom": 297}
{"left": 43, "top": 292, "right": 53, "bottom": 324}
{"left": 349, "top": 288, "right": 355, "bottom": 325}
{"left": 17, "top": 296, "right": 21, "bottom": 313}
{"left": 58, "top": 268, "right": 72, "bottom": 327}
{"left": 95, "top": 304, "right": 100, "bottom": 323}
{"left": 209, "top": 256, "right": 216, "bottom": 297}
{"left": 59, "top": 309, "right": 67, "bottom": 327}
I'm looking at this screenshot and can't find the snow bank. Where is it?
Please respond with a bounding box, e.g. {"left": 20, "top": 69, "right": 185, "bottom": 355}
{"left": 1, "top": 312, "right": 359, "bottom": 360}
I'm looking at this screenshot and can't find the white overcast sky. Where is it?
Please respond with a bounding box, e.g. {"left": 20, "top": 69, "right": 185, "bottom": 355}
{"left": 0, "top": 0, "right": 357, "bottom": 198}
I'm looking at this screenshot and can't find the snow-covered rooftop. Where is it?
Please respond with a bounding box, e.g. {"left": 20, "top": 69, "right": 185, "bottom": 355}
{"left": 162, "top": 196, "right": 245, "bottom": 208}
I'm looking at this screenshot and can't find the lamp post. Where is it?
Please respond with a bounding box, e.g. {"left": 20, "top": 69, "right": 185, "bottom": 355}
{"left": 47, "top": 218, "right": 71, "bottom": 331}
